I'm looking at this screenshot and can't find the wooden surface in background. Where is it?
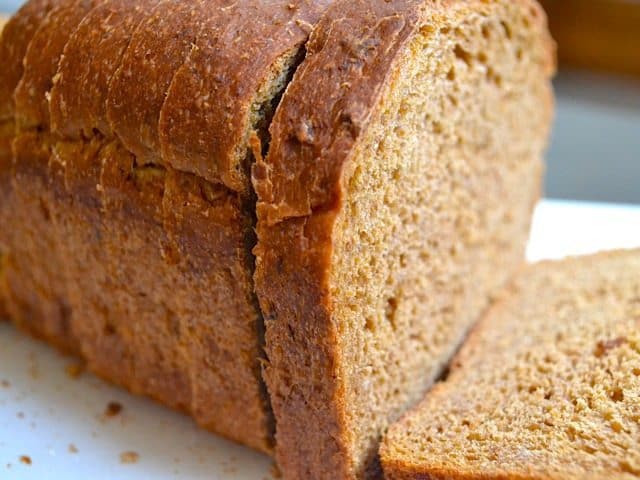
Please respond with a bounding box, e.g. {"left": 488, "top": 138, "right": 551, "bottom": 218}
{"left": 541, "top": 0, "right": 640, "bottom": 79}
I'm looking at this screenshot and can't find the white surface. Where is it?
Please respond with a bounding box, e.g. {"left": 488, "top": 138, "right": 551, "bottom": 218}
{"left": 1, "top": 199, "right": 640, "bottom": 479}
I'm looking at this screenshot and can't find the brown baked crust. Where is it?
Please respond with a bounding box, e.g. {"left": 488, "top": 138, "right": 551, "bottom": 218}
{"left": 14, "top": 0, "right": 99, "bottom": 130}
{"left": 0, "top": 0, "right": 54, "bottom": 122}
{"left": 49, "top": 0, "right": 161, "bottom": 138}
{"left": 106, "top": 0, "right": 210, "bottom": 164}
{"left": 254, "top": 0, "right": 555, "bottom": 478}
{"left": 159, "top": 0, "right": 333, "bottom": 193}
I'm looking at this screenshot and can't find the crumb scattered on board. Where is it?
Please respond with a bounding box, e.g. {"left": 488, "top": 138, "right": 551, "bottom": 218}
{"left": 16, "top": 411, "right": 24, "bottom": 419}
{"left": 19, "top": 455, "right": 31, "bottom": 466}
{"left": 119, "top": 451, "right": 139, "bottom": 464}
{"left": 65, "top": 362, "right": 85, "bottom": 379}
{"left": 104, "top": 401, "right": 123, "bottom": 418}
{"left": 68, "top": 443, "right": 78, "bottom": 454}
{"left": 28, "top": 353, "right": 39, "bottom": 379}
{"left": 1, "top": 379, "right": 9, "bottom": 388}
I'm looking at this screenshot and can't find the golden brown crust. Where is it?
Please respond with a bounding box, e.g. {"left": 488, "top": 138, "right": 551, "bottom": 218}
{"left": 0, "top": 0, "right": 276, "bottom": 452}
{"left": 159, "top": 0, "right": 332, "bottom": 193}
{"left": 14, "top": 0, "right": 98, "bottom": 130}
{"left": 7, "top": 0, "right": 98, "bottom": 351}
{"left": 0, "top": 0, "right": 54, "bottom": 122}
{"left": 255, "top": 212, "right": 349, "bottom": 478}
{"left": 0, "top": 1, "right": 53, "bottom": 335}
{"left": 106, "top": 0, "right": 210, "bottom": 164}
{"left": 49, "top": 0, "right": 161, "bottom": 138}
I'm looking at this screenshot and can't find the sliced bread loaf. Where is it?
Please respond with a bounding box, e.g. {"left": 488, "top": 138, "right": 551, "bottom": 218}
{"left": 381, "top": 249, "right": 640, "bottom": 480}
{"left": 254, "top": 0, "right": 554, "bottom": 477}
{"left": 0, "top": 0, "right": 335, "bottom": 452}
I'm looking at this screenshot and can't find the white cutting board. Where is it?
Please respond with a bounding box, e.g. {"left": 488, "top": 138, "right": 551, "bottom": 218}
{"left": 1, "top": 199, "right": 640, "bottom": 480}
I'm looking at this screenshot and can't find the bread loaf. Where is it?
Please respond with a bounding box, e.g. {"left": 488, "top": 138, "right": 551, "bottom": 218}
{"left": 253, "top": 0, "right": 553, "bottom": 477}
{"left": 0, "top": 0, "right": 333, "bottom": 451}
{"left": 381, "top": 250, "right": 640, "bottom": 480}
{"left": 0, "top": 0, "right": 554, "bottom": 476}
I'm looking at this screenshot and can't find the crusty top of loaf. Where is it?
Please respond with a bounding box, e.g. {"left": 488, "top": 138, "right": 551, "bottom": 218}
{"left": 105, "top": 0, "right": 211, "bottom": 165}
{"left": 159, "top": 0, "right": 334, "bottom": 194}
{"left": 0, "top": 0, "right": 54, "bottom": 122}
{"left": 382, "top": 249, "right": 640, "bottom": 480}
{"left": 14, "top": 0, "right": 100, "bottom": 130}
{"left": 49, "top": 0, "right": 161, "bottom": 139}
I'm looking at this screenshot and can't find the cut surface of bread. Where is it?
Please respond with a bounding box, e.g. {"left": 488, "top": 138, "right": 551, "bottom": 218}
{"left": 382, "top": 250, "right": 640, "bottom": 480}
{"left": 254, "top": 0, "right": 554, "bottom": 478}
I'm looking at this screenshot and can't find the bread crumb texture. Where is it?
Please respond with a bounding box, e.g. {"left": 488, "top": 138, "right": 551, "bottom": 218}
{"left": 382, "top": 250, "right": 640, "bottom": 480}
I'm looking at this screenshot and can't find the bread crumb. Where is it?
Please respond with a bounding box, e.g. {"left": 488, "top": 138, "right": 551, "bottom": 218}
{"left": 65, "top": 363, "right": 85, "bottom": 379}
{"left": 119, "top": 451, "right": 139, "bottom": 464}
{"left": 104, "top": 401, "right": 123, "bottom": 418}
{"left": 68, "top": 444, "right": 78, "bottom": 454}
{"left": 16, "top": 411, "right": 24, "bottom": 419}
{"left": 28, "top": 353, "right": 39, "bottom": 379}
{"left": 19, "top": 456, "right": 31, "bottom": 466}
{"left": 1, "top": 379, "right": 9, "bottom": 388}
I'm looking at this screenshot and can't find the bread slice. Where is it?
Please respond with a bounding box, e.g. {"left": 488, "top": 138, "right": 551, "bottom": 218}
{"left": 0, "top": 13, "right": 10, "bottom": 320}
{"left": 253, "top": 0, "right": 554, "bottom": 478}
{"left": 381, "top": 250, "right": 640, "bottom": 480}
{"left": 7, "top": 0, "right": 101, "bottom": 352}
{"left": 0, "top": 1, "right": 54, "bottom": 324}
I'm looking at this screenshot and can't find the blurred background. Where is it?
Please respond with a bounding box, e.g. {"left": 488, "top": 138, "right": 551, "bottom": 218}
{"left": 1, "top": 0, "right": 639, "bottom": 203}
